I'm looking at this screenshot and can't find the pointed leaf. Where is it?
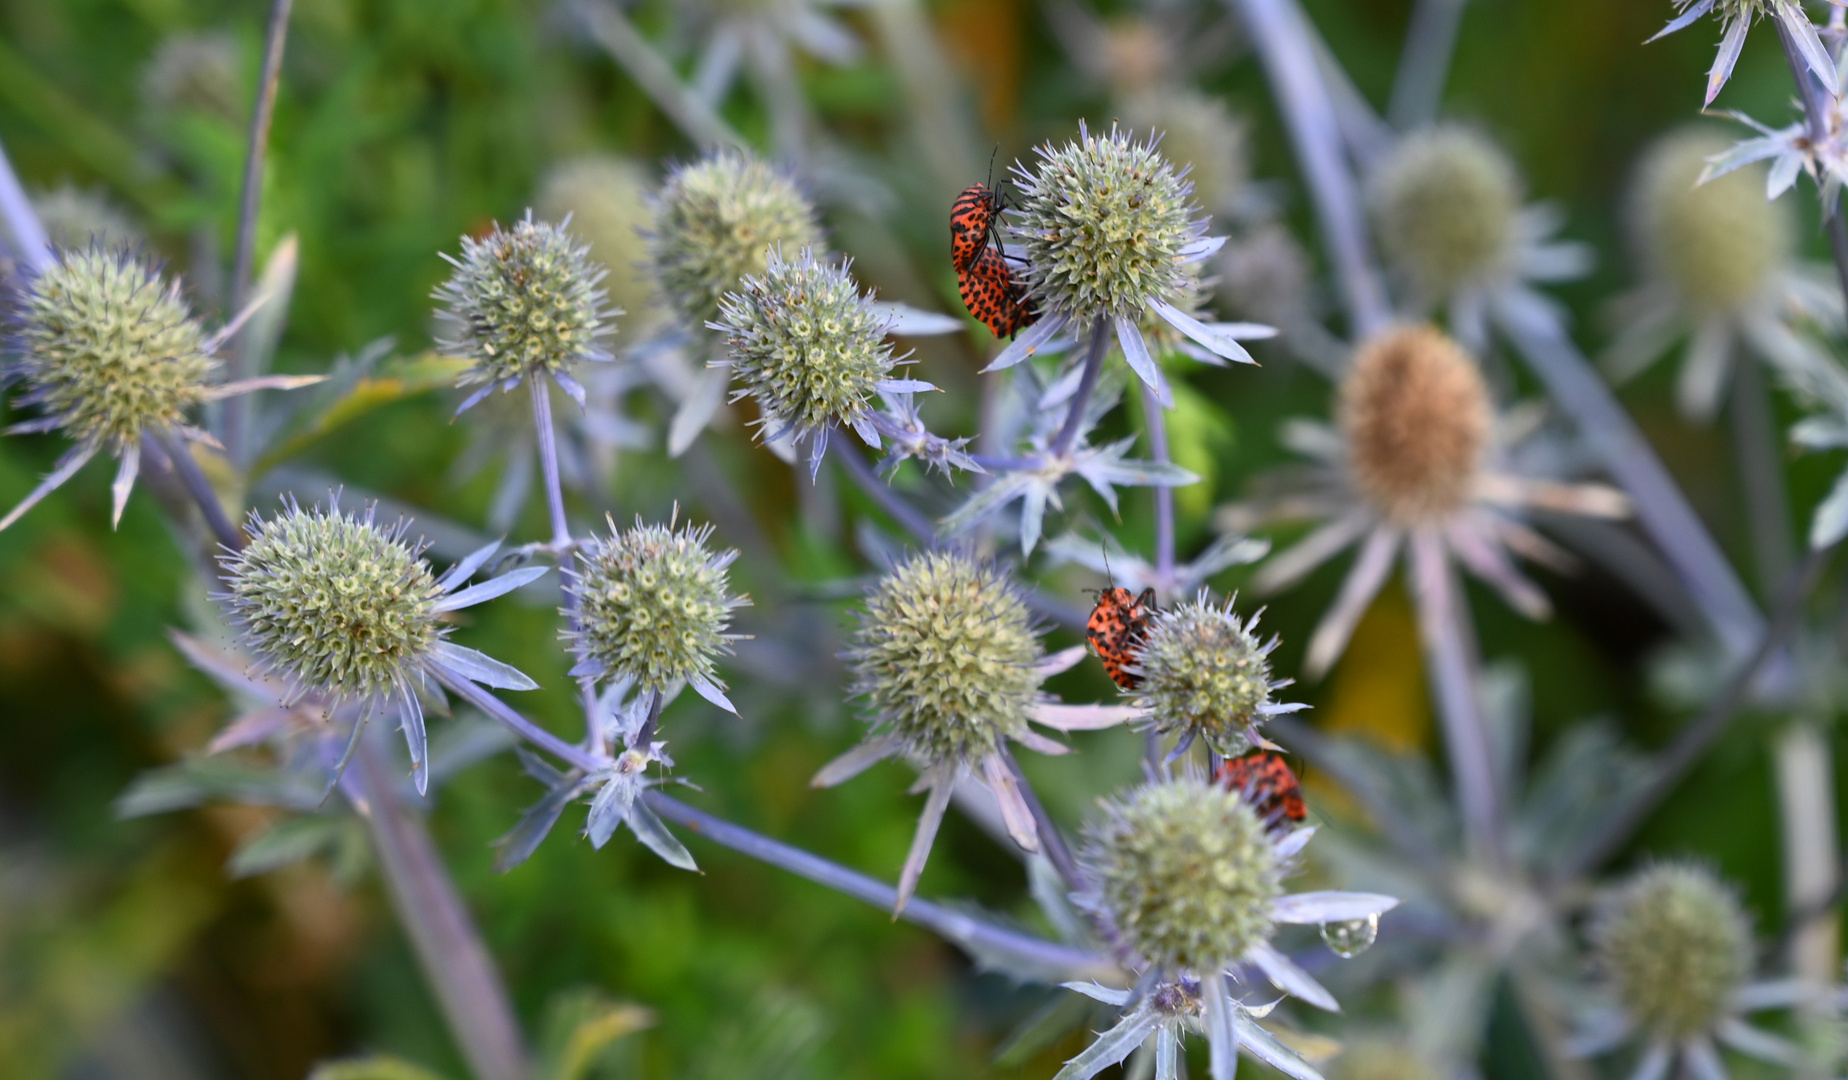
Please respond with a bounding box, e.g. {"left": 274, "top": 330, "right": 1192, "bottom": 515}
{"left": 626, "top": 799, "right": 699, "bottom": 871}
{"left": 432, "top": 565, "right": 549, "bottom": 612}
{"left": 430, "top": 640, "right": 540, "bottom": 690}
{"left": 493, "top": 781, "right": 580, "bottom": 872}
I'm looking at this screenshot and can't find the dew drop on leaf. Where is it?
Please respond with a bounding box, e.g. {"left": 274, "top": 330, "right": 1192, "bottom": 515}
{"left": 1320, "top": 914, "right": 1378, "bottom": 958}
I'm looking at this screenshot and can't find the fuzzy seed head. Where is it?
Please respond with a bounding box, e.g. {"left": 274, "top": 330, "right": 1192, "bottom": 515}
{"left": 1118, "top": 90, "right": 1248, "bottom": 215}
{"left": 1341, "top": 326, "right": 1490, "bottom": 525}
{"left": 651, "top": 150, "right": 821, "bottom": 329}
{"left": 536, "top": 156, "right": 664, "bottom": 332}
{"left": 1632, "top": 128, "right": 1791, "bottom": 314}
{"left": 1136, "top": 596, "right": 1279, "bottom": 755}
{"left": 32, "top": 185, "right": 143, "bottom": 251}
{"left": 715, "top": 247, "right": 895, "bottom": 441}
{"left": 1084, "top": 775, "right": 1281, "bottom": 972}
{"left": 436, "top": 215, "right": 612, "bottom": 389}
{"left": 568, "top": 518, "right": 741, "bottom": 691}
{"left": 1591, "top": 863, "right": 1751, "bottom": 1041}
{"left": 13, "top": 247, "right": 214, "bottom": 449}
{"left": 1014, "top": 123, "right": 1198, "bottom": 320}
{"left": 221, "top": 503, "right": 441, "bottom": 702}
{"left": 1369, "top": 127, "right": 1521, "bottom": 300}
{"left": 846, "top": 551, "right": 1041, "bottom": 766}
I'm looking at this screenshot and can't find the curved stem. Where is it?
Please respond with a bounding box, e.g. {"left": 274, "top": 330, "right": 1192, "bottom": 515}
{"left": 357, "top": 738, "right": 530, "bottom": 1080}
{"left": 224, "top": 0, "right": 295, "bottom": 459}
{"left": 1052, "top": 319, "right": 1109, "bottom": 461}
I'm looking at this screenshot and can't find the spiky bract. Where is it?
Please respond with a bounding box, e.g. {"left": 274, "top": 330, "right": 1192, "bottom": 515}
{"left": 12, "top": 247, "right": 214, "bottom": 449}
{"left": 1341, "top": 326, "right": 1490, "bottom": 525}
{"left": 650, "top": 150, "right": 821, "bottom": 328}
{"left": 567, "top": 517, "right": 742, "bottom": 691}
{"left": 1135, "top": 596, "right": 1279, "bottom": 755}
{"left": 1591, "top": 863, "right": 1751, "bottom": 1041}
{"left": 1369, "top": 126, "right": 1520, "bottom": 300}
{"left": 536, "top": 156, "right": 661, "bottom": 329}
{"left": 715, "top": 247, "right": 896, "bottom": 442}
{"left": 1083, "top": 774, "right": 1281, "bottom": 972}
{"left": 846, "top": 551, "right": 1041, "bottom": 765}
{"left": 1631, "top": 128, "right": 1791, "bottom": 314}
{"left": 435, "top": 214, "right": 613, "bottom": 389}
{"left": 221, "top": 502, "right": 441, "bottom": 702}
{"left": 1013, "top": 123, "right": 1197, "bottom": 320}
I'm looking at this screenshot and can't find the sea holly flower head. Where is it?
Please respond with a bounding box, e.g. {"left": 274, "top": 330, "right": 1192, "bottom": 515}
{"left": 1369, "top": 126, "right": 1522, "bottom": 306}
{"left": 219, "top": 497, "right": 547, "bottom": 794}
{"left": 2, "top": 245, "right": 317, "bottom": 531}
{"left": 1340, "top": 324, "right": 1492, "bottom": 526}
{"left": 564, "top": 512, "right": 749, "bottom": 714}
{"left": 1570, "top": 862, "right": 1805, "bottom": 1076}
{"left": 1132, "top": 593, "right": 1304, "bottom": 758}
{"left": 650, "top": 148, "right": 821, "bottom": 331}
{"left": 1650, "top": 0, "right": 1835, "bottom": 107}
{"left": 435, "top": 212, "right": 616, "bottom": 414}
{"left": 817, "top": 549, "right": 1139, "bottom": 911}
{"left": 1054, "top": 771, "right": 1399, "bottom": 1080}
{"left": 712, "top": 246, "right": 931, "bottom": 476}
{"left": 988, "top": 121, "right": 1271, "bottom": 408}
{"left": 536, "top": 155, "right": 668, "bottom": 334}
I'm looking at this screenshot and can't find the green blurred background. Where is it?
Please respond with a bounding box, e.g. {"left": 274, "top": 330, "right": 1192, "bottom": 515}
{"left": 0, "top": 0, "right": 1840, "bottom": 1077}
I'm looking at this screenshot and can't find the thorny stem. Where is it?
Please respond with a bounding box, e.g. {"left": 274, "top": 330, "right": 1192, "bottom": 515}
{"left": 531, "top": 379, "right": 606, "bottom": 753}
{"left": 1053, "top": 318, "right": 1109, "bottom": 461}
{"left": 1409, "top": 531, "right": 1506, "bottom": 866}
{"left": 1554, "top": 543, "right": 1833, "bottom": 884}
{"left": 832, "top": 437, "right": 937, "bottom": 542}
{"left": 1387, "top": 0, "right": 1470, "bottom": 130}
{"left": 356, "top": 738, "right": 531, "bottom": 1080}
{"left": 1140, "top": 385, "right": 1176, "bottom": 593}
{"left": 1775, "top": 17, "right": 1848, "bottom": 309}
{"left": 0, "top": 136, "right": 49, "bottom": 274}
{"left": 574, "top": 0, "right": 744, "bottom": 150}
{"left": 643, "top": 790, "right": 1116, "bottom": 982}
{"left": 1230, "top": 0, "right": 1393, "bottom": 339}
{"left": 224, "top": 0, "right": 295, "bottom": 461}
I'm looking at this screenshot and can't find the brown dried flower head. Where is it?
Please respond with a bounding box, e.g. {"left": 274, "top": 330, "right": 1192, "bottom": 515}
{"left": 1340, "top": 326, "right": 1490, "bottom": 525}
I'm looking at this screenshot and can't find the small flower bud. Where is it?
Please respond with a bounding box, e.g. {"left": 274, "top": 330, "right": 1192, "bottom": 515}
{"left": 434, "top": 214, "right": 613, "bottom": 390}
{"left": 1591, "top": 863, "right": 1751, "bottom": 1041}
{"left": 535, "top": 156, "right": 665, "bottom": 333}
{"left": 566, "top": 516, "right": 745, "bottom": 692}
{"left": 1369, "top": 126, "right": 1520, "bottom": 300}
{"left": 1631, "top": 128, "right": 1791, "bottom": 314}
{"left": 714, "top": 247, "right": 897, "bottom": 443}
{"left": 1014, "top": 123, "right": 1197, "bottom": 320}
{"left": 650, "top": 149, "right": 821, "bottom": 329}
{"left": 845, "top": 551, "right": 1041, "bottom": 766}
{"left": 1082, "top": 774, "right": 1281, "bottom": 972}
{"left": 221, "top": 502, "right": 441, "bottom": 702}
{"left": 1135, "top": 595, "right": 1285, "bottom": 755}
{"left": 1340, "top": 326, "right": 1490, "bottom": 525}
{"left": 12, "top": 247, "right": 214, "bottom": 449}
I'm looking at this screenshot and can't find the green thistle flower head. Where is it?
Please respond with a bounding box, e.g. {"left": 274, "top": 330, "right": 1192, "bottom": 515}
{"left": 566, "top": 515, "right": 746, "bottom": 694}
{"left": 1082, "top": 773, "right": 1282, "bottom": 972}
{"left": 846, "top": 551, "right": 1042, "bottom": 766}
{"left": 221, "top": 500, "right": 442, "bottom": 702}
{"left": 11, "top": 247, "right": 215, "bottom": 449}
{"left": 434, "top": 213, "right": 614, "bottom": 390}
{"left": 536, "top": 155, "right": 664, "bottom": 332}
{"left": 31, "top": 185, "right": 143, "bottom": 251}
{"left": 1013, "top": 121, "right": 1199, "bottom": 320}
{"left": 1369, "top": 126, "right": 1521, "bottom": 300}
{"left": 714, "top": 247, "right": 897, "bottom": 445}
{"left": 1631, "top": 128, "right": 1791, "bottom": 314}
{"left": 1135, "top": 594, "right": 1288, "bottom": 756}
{"left": 650, "top": 149, "right": 822, "bottom": 329}
{"left": 1591, "top": 862, "right": 1751, "bottom": 1040}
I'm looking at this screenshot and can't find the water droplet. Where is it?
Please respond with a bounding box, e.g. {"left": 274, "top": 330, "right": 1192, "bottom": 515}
{"left": 1319, "top": 914, "right": 1378, "bottom": 958}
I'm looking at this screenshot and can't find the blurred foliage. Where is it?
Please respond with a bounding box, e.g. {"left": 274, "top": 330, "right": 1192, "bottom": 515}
{"left": 0, "top": 0, "right": 1845, "bottom": 1078}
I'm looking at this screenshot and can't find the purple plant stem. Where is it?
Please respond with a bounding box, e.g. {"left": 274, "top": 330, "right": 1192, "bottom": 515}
{"left": 643, "top": 790, "right": 1114, "bottom": 980}
{"left": 1229, "top": 0, "right": 1393, "bottom": 339}
{"left": 1052, "top": 318, "right": 1108, "bottom": 460}
{"left": 1409, "top": 531, "right": 1505, "bottom": 865}
{"left": 0, "top": 136, "right": 49, "bottom": 274}
{"left": 530, "top": 380, "right": 605, "bottom": 754}
{"left": 156, "top": 428, "right": 244, "bottom": 551}
{"left": 831, "top": 436, "right": 937, "bottom": 542}
{"left": 1387, "top": 0, "right": 1469, "bottom": 129}
{"left": 1140, "top": 385, "right": 1176, "bottom": 592}
{"left": 223, "top": 0, "right": 295, "bottom": 461}
{"left": 357, "top": 738, "right": 530, "bottom": 1080}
